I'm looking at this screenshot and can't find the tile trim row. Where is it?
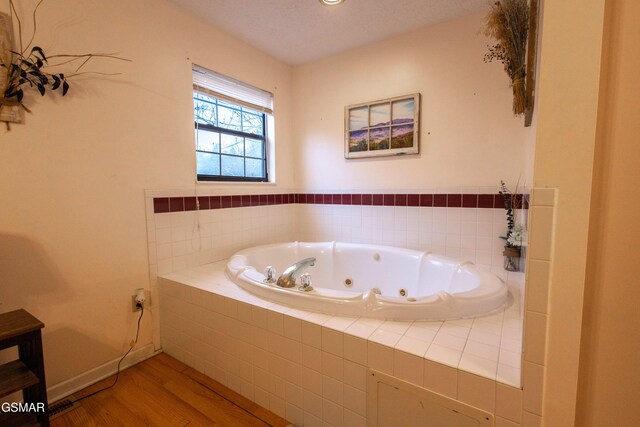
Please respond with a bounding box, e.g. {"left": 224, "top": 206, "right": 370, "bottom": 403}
{"left": 153, "top": 193, "right": 529, "bottom": 214}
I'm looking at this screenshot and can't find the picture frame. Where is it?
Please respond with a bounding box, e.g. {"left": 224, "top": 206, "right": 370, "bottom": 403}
{"left": 345, "top": 93, "right": 420, "bottom": 159}
{"left": 0, "top": 12, "right": 24, "bottom": 126}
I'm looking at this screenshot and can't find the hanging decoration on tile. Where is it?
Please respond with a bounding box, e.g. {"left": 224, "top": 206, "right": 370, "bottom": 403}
{"left": 483, "top": 0, "right": 539, "bottom": 126}
{"left": 345, "top": 93, "right": 420, "bottom": 159}
{"left": 499, "top": 180, "right": 527, "bottom": 272}
{"left": 0, "top": 1, "right": 129, "bottom": 131}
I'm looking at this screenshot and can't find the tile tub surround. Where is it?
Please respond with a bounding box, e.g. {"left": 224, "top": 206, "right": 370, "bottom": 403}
{"left": 158, "top": 261, "right": 525, "bottom": 426}
{"left": 148, "top": 191, "right": 529, "bottom": 280}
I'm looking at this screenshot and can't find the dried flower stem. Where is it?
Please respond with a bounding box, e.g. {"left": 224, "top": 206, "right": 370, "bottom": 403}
{"left": 484, "top": 0, "right": 530, "bottom": 115}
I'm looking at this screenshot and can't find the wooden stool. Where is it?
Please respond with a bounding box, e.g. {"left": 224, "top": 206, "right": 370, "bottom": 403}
{"left": 0, "top": 309, "right": 49, "bottom": 426}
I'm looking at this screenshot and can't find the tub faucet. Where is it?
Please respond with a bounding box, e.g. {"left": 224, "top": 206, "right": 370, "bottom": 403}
{"left": 277, "top": 257, "right": 316, "bottom": 288}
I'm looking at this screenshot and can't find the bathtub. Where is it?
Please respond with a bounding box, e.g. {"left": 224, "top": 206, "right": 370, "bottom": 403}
{"left": 226, "top": 242, "right": 508, "bottom": 321}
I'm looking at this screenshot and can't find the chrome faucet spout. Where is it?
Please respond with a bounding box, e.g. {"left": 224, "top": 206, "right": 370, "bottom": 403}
{"left": 276, "top": 257, "right": 316, "bottom": 288}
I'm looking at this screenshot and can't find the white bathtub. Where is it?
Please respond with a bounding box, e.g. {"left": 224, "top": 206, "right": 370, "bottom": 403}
{"left": 226, "top": 242, "right": 508, "bottom": 321}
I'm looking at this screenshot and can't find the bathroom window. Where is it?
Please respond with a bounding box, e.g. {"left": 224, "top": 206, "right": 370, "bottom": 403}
{"left": 192, "top": 65, "right": 273, "bottom": 182}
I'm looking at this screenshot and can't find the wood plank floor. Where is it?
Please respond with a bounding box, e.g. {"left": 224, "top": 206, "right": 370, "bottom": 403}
{"left": 50, "top": 353, "right": 290, "bottom": 427}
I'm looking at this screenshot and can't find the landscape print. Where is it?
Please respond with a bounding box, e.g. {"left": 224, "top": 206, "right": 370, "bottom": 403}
{"left": 345, "top": 93, "right": 419, "bottom": 158}
{"left": 349, "top": 129, "right": 368, "bottom": 152}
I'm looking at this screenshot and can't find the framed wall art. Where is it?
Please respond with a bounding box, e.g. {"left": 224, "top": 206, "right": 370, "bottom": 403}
{"left": 345, "top": 93, "right": 420, "bottom": 159}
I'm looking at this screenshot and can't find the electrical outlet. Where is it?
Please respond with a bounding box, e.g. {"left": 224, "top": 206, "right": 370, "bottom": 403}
{"left": 131, "top": 295, "right": 143, "bottom": 312}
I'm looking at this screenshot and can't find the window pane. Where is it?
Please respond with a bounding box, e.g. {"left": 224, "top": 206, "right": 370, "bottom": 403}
{"left": 194, "top": 98, "right": 217, "bottom": 126}
{"left": 196, "top": 152, "right": 220, "bottom": 176}
{"left": 217, "top": 105, "right": 242, "bottom": 131}
{"left": 245, "top": 158, "right": 264, "bottom": 178}
{"left": 221, "top": 134, "right": 244, "bottom": 156}
{"left": 245, "top": 138, "right": 263, "bottom": 158}
{"left": 242, "top": 112, "right": 263, "bottom": 135}
{"left": 221, "top": 155, "right": 244, "bottom": 176}
{"left": 392, "top": 98, "right": 415, "bottom": 124}
{"left": 370, "top": 102, "right": 391, "bottom": 127}
{"left": 195, "top": 129, "right": 220, "bottom": 152}
{"left": 349, "top": 106, "right": 368, "bottom": 130}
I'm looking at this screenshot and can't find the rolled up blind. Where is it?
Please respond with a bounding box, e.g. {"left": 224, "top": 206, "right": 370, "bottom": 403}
{"left": 192, "top": 64, "right": 273, "bottom": 115}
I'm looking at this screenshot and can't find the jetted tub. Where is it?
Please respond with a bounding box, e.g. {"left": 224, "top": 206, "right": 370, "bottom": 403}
{"left": 226, "top": 242, "right": 509, "bottom": 321}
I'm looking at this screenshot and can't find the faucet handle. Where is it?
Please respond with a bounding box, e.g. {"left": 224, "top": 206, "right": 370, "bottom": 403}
{"left": 299, "top": 273, "right": 313, "bottom": 292}
{"left": 264, "top": 266, "right": 277, "bottom": 283}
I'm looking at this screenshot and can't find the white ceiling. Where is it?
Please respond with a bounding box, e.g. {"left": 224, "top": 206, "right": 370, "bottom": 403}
{"left": 167, "top": 0, "right": 489, "bottom": 65}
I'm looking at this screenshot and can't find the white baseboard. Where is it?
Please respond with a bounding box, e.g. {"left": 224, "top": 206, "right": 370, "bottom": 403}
{"left": 47, "top": 343, "right": 162, "bottom": 404}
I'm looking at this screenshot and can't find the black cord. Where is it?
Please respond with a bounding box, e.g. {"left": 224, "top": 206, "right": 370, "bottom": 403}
{"left": 65, "top": 306, "right": 144, "bottom": 405}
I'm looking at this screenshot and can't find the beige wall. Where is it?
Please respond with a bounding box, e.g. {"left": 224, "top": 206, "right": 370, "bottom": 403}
{"left": 576, "top": 0, "right": 640, "bottom": 425}
{"left": 292, "top": 11, "right": 535, "bottom": 192}
{"left": 0, "top": 0, "right": 293, "bottom": 386}
{"left": 530, "top": 0, "right": 606, "bottom": 425}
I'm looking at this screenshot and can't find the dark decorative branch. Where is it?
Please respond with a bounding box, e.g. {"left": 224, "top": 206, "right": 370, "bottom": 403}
{"left": 499, "top": 180, "right": 516, "bottom": 247}
{"left": 0, "top": 0, "right": 130, "bottom": 130}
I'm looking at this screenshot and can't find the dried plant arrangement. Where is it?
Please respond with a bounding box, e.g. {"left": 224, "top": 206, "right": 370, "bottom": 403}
{"left": 484, "top": 0, "right": 530, "bottom": 116}
{"left": 0, "top": 0, "right": 129, "bottom": 130}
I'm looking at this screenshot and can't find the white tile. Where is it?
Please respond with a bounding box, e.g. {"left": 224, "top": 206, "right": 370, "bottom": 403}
{"left": 458, "top": 371, "right": 496, "bottom": 413}
{"left": 368, "top": 342, "right": 394, "bottom": 375}
{"left": 156, "top": 228, "right": 172, "bottom": 244}
{"left": 303, "top": 390, "right": 323, "bottom": 418}
{"left": 523, "top": 362, "right": 543, "bottom": 415}
{"left": 285, "top": 403, "right": 304, "bottom": 427}
{"left": 302, "top": 321, "right": 322, "bottom": 348}
{"left": 433, "top": 331, "right": 467, "bottom": 351}
{"left": 322, "top": 375, "right": 343, "bottom": 405}
{"left": 303, "top": 344, "right": 322, "bottom": 372}
{"left": 459, "top": 352, "right": 498, "bottom": 379}
{"left": 395, "top": 335, "right": 430, "bottom": 357}
{"left": 496, "top": 383, "right": 523, "bottom": 424}
{"left": 322, "top": 351, "right": 343, "bottom": 380}
{"left": 267, "top": 311, "right": 285, "bottom": 335}
{"left": 324, "top": 315, "right": 357, "bottom": 332}
{"left": 439, "top": 323, "right": 471, "bottom": 339}
{"left": 283, "top": 316, "right": 302, "bottom": 341}
{"left": 301, "top": 367, "right": 323, "bottom": 395}
{"left": 394, "top": 350, "right": 424, "bottom": 386}
{"left": 343, "top": 409, "right": 367, "bottom": 427}
{"left": 285, "top": 382, "right": 305, "bottom": 409}
{"left": 404, "top": 324, "right": 438, "bottom": 343}
{"left": 343, "top": 360, "right": 367, "bottom": 391}
{"left": 305, "top": 312, "right": 332, "bottom": 325}
{"left": 336, "top": 318, "right": 377, "bottom": 338}
{"left": 304, "top": 412, "right": 323, "bottom": 427}
{"left": 468, "top": 328, "right": 502, "bottom": 347}
{"left": 525, "top": 260, "right": 550, "bottom": 314}
{"left": 343, "top": 385, "right": 367, "bottom": 417}
{"left": 344, "top": 335, "right": 367, "bottom": 365}
{"left": 323, "top": 398, "right": 343, "bottom": 427}
{"left": 368, "top": 329, "right": 402, "bottom": 347}
{"left": 531, "top": 188, "right": 556, "bottom": 207}
{"left": 463, "top": 340, "right": 500, "bottom": 362}
{"left": 497, "top": 364, "right": 521, "bottom": 388}
{"left": 425, "top": 343, "right": 462, "bottom": 368}
{"left": 378, "top": 320, "right": 412, "bottom": 335}
{"left": 523, "top": 312, "right": 546, "bottom": 365}
{"left": 322, "top": 327, "right": 344, "bottom": 357}
{"left": 495, "top": 417, "right": 520, "bottom": 427}
{"left": 423, "top": 360, "right": 457, "bottom": 399}
{"left": 499, "top": 348, "right": 522, "bottom": 369}
{"left": 528, "top": 206, "right": 554, "bottom": 261}
{"left": 522, "top": 411, "right": 542, "bottom": 427}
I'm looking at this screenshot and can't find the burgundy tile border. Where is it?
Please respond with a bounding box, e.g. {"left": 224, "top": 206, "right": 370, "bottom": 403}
{"left": 153, "top": 193, "right": 529, "bottom": 213}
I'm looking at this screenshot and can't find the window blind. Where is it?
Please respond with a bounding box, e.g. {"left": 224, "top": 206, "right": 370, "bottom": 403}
{"left": 192, "top": 64, "right": 273, "bottom": 115}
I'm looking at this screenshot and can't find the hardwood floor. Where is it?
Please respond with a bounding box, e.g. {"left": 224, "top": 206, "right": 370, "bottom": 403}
{"left": 50, "top": 353, "right": 290, "bottom": 427}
